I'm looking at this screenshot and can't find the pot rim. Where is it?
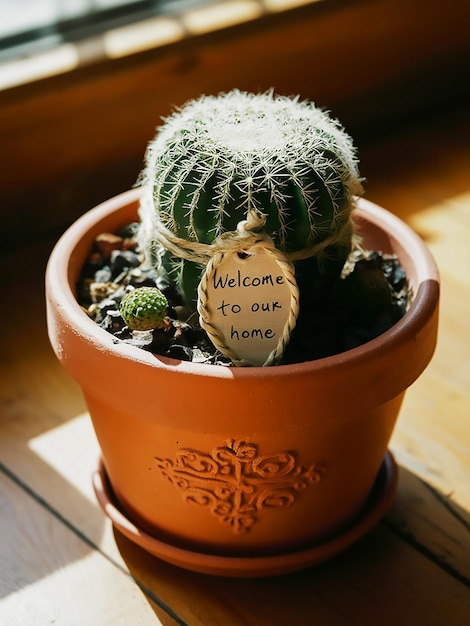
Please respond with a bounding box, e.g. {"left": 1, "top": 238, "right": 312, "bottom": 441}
{"left": 46, "top": 189, "right": 440, "bottom": 380}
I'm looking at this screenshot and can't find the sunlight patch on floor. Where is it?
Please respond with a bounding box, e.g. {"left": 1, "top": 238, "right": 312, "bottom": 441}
{"left": 28, "top": 413, "right": 101, "bottom": 505}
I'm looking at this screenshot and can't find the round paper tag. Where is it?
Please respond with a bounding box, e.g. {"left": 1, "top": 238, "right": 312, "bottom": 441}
{"left": 198, "top": 242, "right": 299, "bottom": 366}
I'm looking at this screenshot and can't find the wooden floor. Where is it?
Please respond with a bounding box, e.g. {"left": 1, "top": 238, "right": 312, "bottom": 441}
{"left": 1, "top": 101, "right": 469, "bottom": 625}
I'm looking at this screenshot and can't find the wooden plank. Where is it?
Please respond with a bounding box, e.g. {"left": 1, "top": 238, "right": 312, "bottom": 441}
{"left": 0, "top": 471, "right": 178, "bottom": 626}
{"left": 362, "top": 109, "right": 470, "bottom": 515}
{"left": 2, "top": 408, "right": 469, "bottom": 624}
{"left": 359, "top": 107, "right": 470, "bottom": 589}
{"left": 112, "top": 523, "right": 470, "bottom": 626}
{"left": 385, "top": 466, "right": 470, "bottom": 584}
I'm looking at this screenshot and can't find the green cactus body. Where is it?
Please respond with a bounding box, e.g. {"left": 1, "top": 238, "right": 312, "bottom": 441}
{"left": 120, "top": 287, "right": 168, "bottom": 331}
{"left": 138, "top": 90, "right": 362, "bottom": 309}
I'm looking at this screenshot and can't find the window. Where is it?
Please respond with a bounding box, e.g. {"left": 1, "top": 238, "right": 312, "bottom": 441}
{"left": 0, "top": 0, "right": 215, "bottom": 61}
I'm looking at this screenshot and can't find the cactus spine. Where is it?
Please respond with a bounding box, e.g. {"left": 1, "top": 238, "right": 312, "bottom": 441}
{"left": 138, "top": 90, "right": 363, "bottom": 309}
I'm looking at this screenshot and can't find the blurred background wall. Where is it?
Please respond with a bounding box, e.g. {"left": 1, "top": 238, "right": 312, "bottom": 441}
{"left": 0, "top": 0, "right": 469, "bottom": 252}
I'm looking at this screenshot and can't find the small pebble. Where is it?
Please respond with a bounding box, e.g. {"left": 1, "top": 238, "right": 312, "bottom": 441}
{"left": 101, "top": 309, "right": 126, "bottom": 333}
{"left": 166, "top": 344, "right": 193, "bottom": 361}
{"left": 110, "top": 249, "right": 140, "bottom": 273}
{"left": 89, "top": 281, "right": 120, "bottom": 303}
{"left": 95, "top": 233, "right": 124, "bottom": 260}
{"left": 94, "top": 266, "right": 113, "bottom": 283}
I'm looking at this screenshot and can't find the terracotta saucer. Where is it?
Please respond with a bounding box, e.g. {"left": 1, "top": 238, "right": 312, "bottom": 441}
{"left": 93, "top": 451, "right": 398, "bottom": 578}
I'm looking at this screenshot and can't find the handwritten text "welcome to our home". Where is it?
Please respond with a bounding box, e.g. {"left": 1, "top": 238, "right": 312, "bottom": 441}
{"left": 212, "top": 269, "right": 286, "bottom": 341}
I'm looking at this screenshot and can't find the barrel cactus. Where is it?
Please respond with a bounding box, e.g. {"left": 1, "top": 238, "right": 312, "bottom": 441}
{"left": 135, "top": 90, "right": 366, "bottom": 365}
{"left": 138, "top": 90, "right": 363, "bottom": 312}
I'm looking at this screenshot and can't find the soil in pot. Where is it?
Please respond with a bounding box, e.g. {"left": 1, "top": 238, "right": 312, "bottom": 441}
{"left": 76, "top": 218, "right": 410, "bottom": 366}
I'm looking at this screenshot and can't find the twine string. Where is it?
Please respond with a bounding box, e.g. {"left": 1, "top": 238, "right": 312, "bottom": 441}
{"left": 140, "top": 189, "right": 352, "bottom": 366}
{"left": 150, "top": 208, "right": 353, "bottom": 264}
{"left": 196, "top": 216, "right": 300, "bottom": 367}
{"left": 141, "top": 183, "right": 353, "bottom": 265}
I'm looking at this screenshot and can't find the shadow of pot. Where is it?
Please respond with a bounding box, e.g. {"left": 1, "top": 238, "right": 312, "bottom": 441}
{"left": 45, "top": 190, "right": 439, "bottom": 577}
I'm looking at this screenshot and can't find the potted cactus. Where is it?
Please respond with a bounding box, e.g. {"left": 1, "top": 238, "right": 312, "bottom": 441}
{"left": 136, "top": 91, "right": 368, "bottom": 367}
{"left": 46, "top": 90, "right": 439, "bottom": 577}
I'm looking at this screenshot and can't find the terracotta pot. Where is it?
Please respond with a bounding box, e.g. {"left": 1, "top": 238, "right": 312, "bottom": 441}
{"left": 46, "top": 189, "right": 439, "bottom": 577}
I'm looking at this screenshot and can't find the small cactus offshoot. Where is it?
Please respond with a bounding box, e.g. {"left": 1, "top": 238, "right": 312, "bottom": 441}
{"left": 138, "top": 89, "right": 363, "bottom": 309}
{"left": 120, "top": 287, "right": 168, "bottom": 331}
